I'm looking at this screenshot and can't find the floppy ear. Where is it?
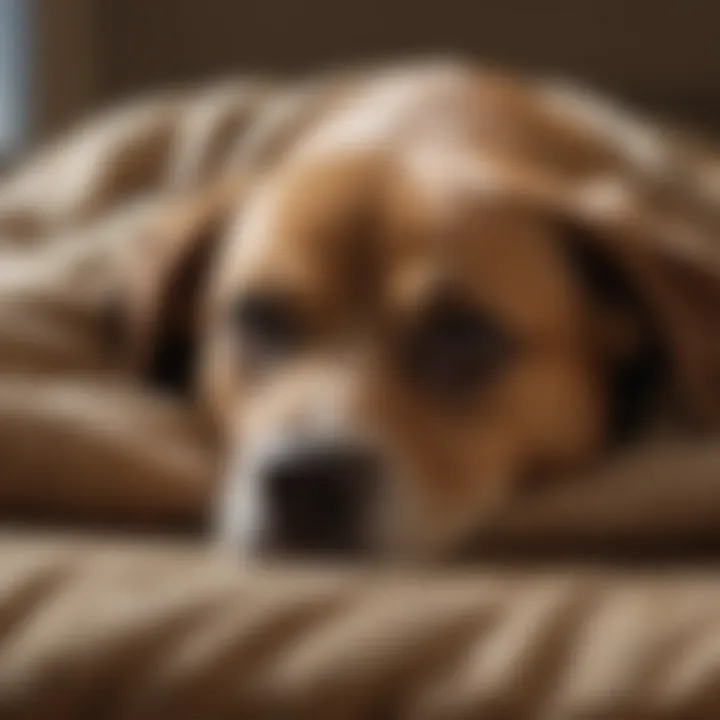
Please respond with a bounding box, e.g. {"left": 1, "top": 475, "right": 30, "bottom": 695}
{"left": 447, "top": 141, "right": 719, "bottom": 426}
{"left": 123, "top": 178, "right": 247, "bottom": 392}
{"left": 556, "top": 174, "right": 720, "bottom": 427}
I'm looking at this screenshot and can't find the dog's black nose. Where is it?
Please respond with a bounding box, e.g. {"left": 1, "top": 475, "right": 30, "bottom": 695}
{"left": 262, "top": 442, "right": 379, "bottom": 555}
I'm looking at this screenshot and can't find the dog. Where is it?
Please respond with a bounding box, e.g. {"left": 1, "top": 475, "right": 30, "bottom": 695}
{"left": 113, "top": 60, "right": 720, "bottom": 560}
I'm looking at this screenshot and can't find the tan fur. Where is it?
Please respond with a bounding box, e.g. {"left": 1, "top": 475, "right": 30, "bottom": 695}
{"left": 127, "top": 61, "right": 720, "bottom": 558}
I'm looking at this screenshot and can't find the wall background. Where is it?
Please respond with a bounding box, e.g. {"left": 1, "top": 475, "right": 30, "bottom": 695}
{"left": 31, "top": 0, "right": 720, "bottom": 141}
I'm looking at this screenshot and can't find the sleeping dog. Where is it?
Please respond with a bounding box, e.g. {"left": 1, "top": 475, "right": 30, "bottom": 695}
{"left": 123, "top": 60, "right": 720, "bottom": 559}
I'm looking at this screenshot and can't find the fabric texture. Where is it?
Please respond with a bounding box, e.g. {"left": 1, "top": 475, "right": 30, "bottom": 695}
{"left": 3, "top": 534, "right": 720, "bottom": 720}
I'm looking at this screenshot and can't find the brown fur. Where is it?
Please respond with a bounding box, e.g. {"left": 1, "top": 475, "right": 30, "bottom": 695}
{"left": 130, "top": 61, "right": 720, "bottom": 557}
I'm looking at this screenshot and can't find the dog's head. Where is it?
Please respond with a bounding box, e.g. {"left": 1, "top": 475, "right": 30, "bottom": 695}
{"left": 129, "top": 65, "right": 720, "bottom": 559}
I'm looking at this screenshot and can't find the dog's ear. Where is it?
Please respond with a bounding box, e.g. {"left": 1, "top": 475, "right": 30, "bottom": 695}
{"left": 556, "top": 174, "right": 720, "bottom": 428}
{"left": 123, "top": 178, "right": 246, "bottom": 393}
{"left": 450, "top": 140, "right": 719, "bottom": 427}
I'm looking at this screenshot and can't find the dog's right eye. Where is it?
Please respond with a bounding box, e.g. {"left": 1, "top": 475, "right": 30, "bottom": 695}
{"left": 231, "top": 294, "right": 301, "bottom": 360}
{"left": 402, "top": 295, "right": 513, "bottom": 399}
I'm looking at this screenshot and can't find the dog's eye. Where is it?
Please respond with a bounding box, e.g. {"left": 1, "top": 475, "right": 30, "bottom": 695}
{"left": 232, "top": 294, "right": 301, "bottom": 360}
{"left": 404, "top": 297, "right": 512, "bottom": 397}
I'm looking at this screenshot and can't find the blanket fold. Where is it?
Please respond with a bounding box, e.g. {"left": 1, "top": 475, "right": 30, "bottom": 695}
{"left": 2, "top": 534, "right": 720, "bottom": 720}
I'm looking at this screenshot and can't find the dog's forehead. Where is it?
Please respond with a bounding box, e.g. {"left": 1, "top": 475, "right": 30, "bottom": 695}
{"left": 221, "top": 156, "right": 374, "bottom": 290}
{"left": 220, "top": 154, "right": 469, "bottom": 294}
{"left": 225, "top": 159, "right": 499, "bottom": 283}
{"left": 220, "top": 154, "right": 549, "bottom": 297}
{"left": 218, "top": 65, "right": 502, "bottom": 273}
{"left": 215, "top": 149, "right": 584, "bottom": 337}
{"left": 214, "top": 65, "right": 586, "bottom": 327}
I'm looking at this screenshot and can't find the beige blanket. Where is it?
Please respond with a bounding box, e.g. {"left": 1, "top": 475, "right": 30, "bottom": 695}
{"left": 4, "top": 534, "right": 720, "bottom": 719}
{"left": 2, "top": 79, "right": 720, "bottom": 719}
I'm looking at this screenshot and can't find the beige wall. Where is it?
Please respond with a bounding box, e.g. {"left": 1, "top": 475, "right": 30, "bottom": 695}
{"left": 37, "top": 0, "right": 720, "bottom": 137}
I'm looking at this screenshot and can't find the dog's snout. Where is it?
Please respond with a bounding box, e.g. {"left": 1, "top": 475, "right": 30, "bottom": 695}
{"left": 262, "top": 442, "right": 379, "bottom": 554}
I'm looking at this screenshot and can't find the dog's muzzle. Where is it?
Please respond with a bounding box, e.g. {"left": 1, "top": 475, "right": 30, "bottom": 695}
{"left": 220, "top": 437, "right": 382, "bottom": 557}
{"left": 261, "top": 439, "right": 380, "bottom": 555}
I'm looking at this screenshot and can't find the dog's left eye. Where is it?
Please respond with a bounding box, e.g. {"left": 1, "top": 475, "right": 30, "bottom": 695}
{"left": 404, "top": 297, "right": 512, "bottom": 397}
{"left": 231, "top": 294, "right": 301, "bottom": 360}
